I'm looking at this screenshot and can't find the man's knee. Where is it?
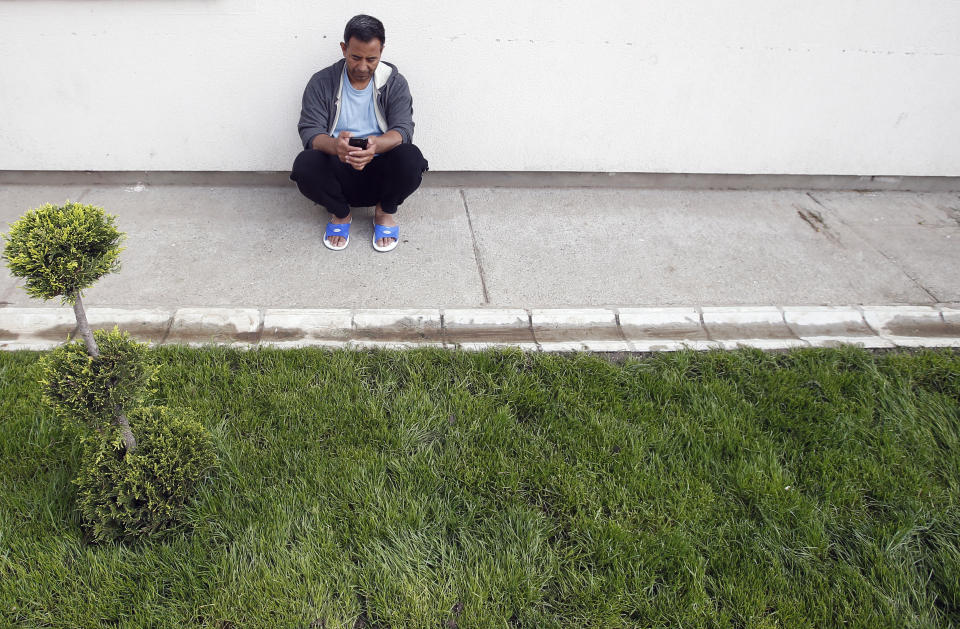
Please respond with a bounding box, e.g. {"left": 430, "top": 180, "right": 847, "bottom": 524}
{"left": 392, "top": 142, "right": 426, "bottom": 165}
{"left": 384, "top": 143, "right": 428, "bottom": 180}
{"left": 290, "top": 149, "right": 332, "bottom": 182}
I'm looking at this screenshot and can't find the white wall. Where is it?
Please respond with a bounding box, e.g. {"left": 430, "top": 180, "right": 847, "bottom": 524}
{"left": 1, "top": 0, "right": 958, "bottom": 175}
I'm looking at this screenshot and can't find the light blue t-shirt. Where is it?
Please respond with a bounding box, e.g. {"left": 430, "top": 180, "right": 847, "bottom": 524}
{"left": 332, "top": 67, "right": 381, "bottom": 139}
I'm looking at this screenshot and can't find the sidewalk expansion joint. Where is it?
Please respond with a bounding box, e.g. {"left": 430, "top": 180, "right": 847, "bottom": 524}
{"left": 613, "top": 312, "right": 630, "bottom": 347}
{"left": 698, "top": 308, "right": 713, "bottom": 343}
{"left": 804, "top": 191, "right": 829, "bottom": 212}
{"left": 807, "top": 192, "right": 941, "bottom": 303}
{"left": 255, "top": 308, "right": 266, "bottom": 342}
{"left": 527, "top": 310, "right": 542, "bottom": 351}
{"left": 459, "top": 189, "right": 490, "bottom": 304}
{"left": 2, "top": 306, "right": 959, "bottom": 352}
{"left": 858, "top": 305, "right": 882, "bottom": 337}
{"left": 159, "top": 313, "right": 175, "bottom": 345}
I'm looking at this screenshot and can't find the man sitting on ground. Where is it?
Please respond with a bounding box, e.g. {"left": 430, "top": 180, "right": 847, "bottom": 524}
{"left": 291, "top": 14, "right": 428, "bottom": 252}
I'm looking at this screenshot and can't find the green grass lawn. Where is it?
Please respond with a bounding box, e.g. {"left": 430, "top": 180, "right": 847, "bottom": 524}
{"left": 1, "top": 346, "right": 959, "bottom": 628}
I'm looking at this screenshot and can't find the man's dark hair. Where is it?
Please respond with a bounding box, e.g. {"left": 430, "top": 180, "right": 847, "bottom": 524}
{"left": 344, "top": 14, "right": 385, "bottom": 46}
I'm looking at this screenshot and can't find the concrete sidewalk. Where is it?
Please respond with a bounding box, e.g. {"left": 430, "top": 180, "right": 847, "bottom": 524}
{"left": 1, "top": 181, "right": 959, "bottom": 350}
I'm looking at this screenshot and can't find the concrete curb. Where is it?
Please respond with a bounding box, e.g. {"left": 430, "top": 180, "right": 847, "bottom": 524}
{"left": 2, "top": 305, "right": 959, "bottom": 352}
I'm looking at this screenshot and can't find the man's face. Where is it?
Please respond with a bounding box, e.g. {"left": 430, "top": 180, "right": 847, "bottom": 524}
{"left": 340, "top": 37, "right": 382, "bottom": 85}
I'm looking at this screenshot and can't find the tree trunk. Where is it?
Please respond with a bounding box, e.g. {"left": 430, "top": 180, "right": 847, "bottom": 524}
{"left": 72, "top": 292, "right": 137, "bottom": 453}
{"left": 114, "top": 406, "right": 138, "bottom": 453}
{"left": 72, "top": 292, "right": 99, "bottom": 357}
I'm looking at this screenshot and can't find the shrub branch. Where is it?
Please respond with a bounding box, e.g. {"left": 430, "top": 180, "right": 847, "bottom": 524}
{"left": 114, "top": 406, "right": 138, "bottom": 453}
{"left": 70, "top": 292, "right": 137, "bottom": 452}
{"left": 72, "top": 292, "right": 99, "bottom": 357}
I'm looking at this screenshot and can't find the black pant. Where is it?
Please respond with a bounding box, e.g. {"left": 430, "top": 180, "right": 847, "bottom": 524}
{"left": 290, "top": 143, "right": 428, "bottom": 218}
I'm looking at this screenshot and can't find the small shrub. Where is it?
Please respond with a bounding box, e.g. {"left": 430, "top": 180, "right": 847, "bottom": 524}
{"left": 74, "top": 406, "right": 217, "bottom": 543}
{"left": 1, "top": 201, "right": 124, "bottom": 303}
{"left": 40, "top": 328, "right": 156, "bottom": 431}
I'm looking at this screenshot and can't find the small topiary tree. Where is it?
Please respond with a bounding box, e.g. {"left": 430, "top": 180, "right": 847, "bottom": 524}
{"left": 74, "top": 406, "right": 216, "bottom": 543}
{"left": 2, "top": 201, "right": 137, "bottom": 451}
{"left": 5, "top": 201, "right": 217, "bottom": 542}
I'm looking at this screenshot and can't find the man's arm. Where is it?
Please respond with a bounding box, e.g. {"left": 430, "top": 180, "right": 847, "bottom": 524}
{"left": 310, "top": 133, "right": 339, "bottom": 154}
{"left": 370, "top": 130, "right": 403, "bottom": 153}
{"left": 299, "top": 74, "right": 331, "bottom": 150}
{"left": 311, "top": 130, "right": 401, "bottom": 155}
{"left": 383, "top": 73, "right": 415, "bottom": 144}
{"left": 321, "top": 130, "right": 404, "bottom": 171}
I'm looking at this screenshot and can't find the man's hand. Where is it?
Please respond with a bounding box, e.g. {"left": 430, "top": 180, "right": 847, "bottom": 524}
{"left": 346, "top": 135, "right": 378, "bottom": 171}
{"left": 334, "top": 131, "right": 355, "bottom": 164}
{"left": 328, "top": 131, "right": 404, "bottom": 169}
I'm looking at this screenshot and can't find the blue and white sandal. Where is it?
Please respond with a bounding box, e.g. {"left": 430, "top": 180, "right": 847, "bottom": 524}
{"left": 372, "top": 221, "right": 399, "bottom": 252}
{"left": 323, "top": 220, "right": 351, "bottom": 251}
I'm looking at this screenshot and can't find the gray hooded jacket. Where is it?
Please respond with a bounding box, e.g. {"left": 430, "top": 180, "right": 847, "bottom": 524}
{"left": 298, "top": 59, "right": 415, "bottom": 150}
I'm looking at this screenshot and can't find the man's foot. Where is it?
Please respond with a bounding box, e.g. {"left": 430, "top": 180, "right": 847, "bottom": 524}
{"left": 373, "top": 205, "right": 398, "bottom": 251}
{"left": 324, "top": 214, "right": 352, "bottom": 250}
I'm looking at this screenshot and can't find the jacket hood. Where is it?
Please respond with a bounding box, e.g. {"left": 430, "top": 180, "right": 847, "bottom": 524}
{"left": 374, "top": 61, "right": 395, "bottom": 88}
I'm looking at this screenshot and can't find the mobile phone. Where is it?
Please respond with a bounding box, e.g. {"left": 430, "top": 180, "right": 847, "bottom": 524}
{"left": 348, "top": 137, "right": 368, "bottom": 149}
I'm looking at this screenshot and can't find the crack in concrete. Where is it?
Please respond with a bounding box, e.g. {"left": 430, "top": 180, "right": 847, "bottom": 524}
{"left": 459, "top": 189, "right": 490, "bottom": 304}
{"left": 698, "top": 307, "right": 714, "bottom": 343}
{"left": 806, "top": 192, "right": 940, "bottom": 303}
{"left": 159, "top": 313, "right": 176, "bottom": 345}
{"left": 527, "top": 311, "right": 543, "bottom": 351}
{"left": 613, "top": 312, "right": 631, "bottom": 346}
{"left": 796, "top": 208, "right": 821, "bottom": 231}
{"left": 794, "top": 204, "right": 841, "bottom": 244}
